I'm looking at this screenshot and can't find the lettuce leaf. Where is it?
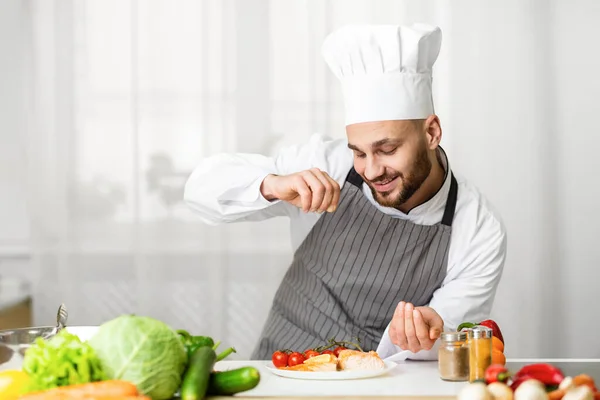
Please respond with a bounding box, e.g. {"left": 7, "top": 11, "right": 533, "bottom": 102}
{"left": 22, "top": 330, "right": 105, "bottom": 392}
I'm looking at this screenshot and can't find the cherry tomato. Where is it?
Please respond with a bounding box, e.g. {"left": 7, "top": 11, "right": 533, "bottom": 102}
{"left": 304, "top": 350, "right": 320, "bottom": 359}
{"left": 333, "top": 346, "right": 347, "bottom": 357}
{"left": 272, "top": 350, "right": 288, "bottom": 369}
{"left": 321, "top": 349, "right": 335, "bottom": 356}
{"left": 288, "top": 352, "right": 306, "bottom": 366}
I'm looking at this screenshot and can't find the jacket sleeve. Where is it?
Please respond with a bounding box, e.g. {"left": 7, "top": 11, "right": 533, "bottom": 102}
{"left": 183, "top": 134, "right": 351, "bottom": 225}
{"left": 376, "top": 211, "right": 508, "bottom": 360}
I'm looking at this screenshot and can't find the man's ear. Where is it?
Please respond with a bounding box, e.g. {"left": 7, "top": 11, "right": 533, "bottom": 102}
{"left": 424, "top": 115, "right": 442, "bottom": 149}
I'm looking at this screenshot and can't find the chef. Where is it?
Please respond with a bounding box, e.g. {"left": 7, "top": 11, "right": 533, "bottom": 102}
{"left": 184, "top": 23, "right": 507, "bottom": 361}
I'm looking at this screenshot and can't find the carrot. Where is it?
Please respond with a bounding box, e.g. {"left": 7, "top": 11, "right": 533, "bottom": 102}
{"left": 573, "top": 373, "right": 595, "bottom": 385}
{"left": 20, "top": 397, "right": 148, "bottom": 400}
{"left": 18, "top": 380, "right": 139, "bottom": 399}
{"left": 81, "top": 397, "right": 150, "bottom": 399}
{"left": 574, "top": 374, "right": 597, "bottom": 391}
{"left": 548, "top": 389, "right": 566, "bottom": 400}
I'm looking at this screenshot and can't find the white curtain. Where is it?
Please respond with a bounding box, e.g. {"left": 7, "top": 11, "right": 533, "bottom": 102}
{"left": 23, "top": 0, "right": 600, "bottom": 359}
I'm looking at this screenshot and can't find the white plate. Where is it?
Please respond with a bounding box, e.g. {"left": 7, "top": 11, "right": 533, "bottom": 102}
{"left": 265, "top": 360, "right": 397, "bottom": 380}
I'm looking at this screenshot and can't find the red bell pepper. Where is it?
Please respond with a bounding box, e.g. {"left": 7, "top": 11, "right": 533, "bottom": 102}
{"left": 513, "top": 363, "right": 565, "bottom": 387}
{"left": 456, "top": 319, "right": 504, "bottom": 344}
{"left": 479, "top": 319, "right": 504, "bottom": 344}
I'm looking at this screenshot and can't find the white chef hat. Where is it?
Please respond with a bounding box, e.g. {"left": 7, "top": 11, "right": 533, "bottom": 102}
{"left": 322, "top": 23, "right": 442, "bottom": 126}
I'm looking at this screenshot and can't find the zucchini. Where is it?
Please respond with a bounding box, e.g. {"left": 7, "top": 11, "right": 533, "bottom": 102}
{"left": 207, "top": 366, "right": 261, "bottom": 395}
{"left": 180, "top": 346, "right": 217, "bottom": 400}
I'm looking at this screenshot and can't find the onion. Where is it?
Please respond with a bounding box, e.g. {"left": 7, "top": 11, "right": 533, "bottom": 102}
{"left": 559, "top": 377, "right": 575, "bottom": 391}
{"left": 514, "top": 379, "right": 549, "bottom": 400}
{"left": 563, "top": 385, "right": 593, "bottom": 400}
{"left": 457, "top": 382, "right": 493, "bottom": 400}
{"left": 487, "top": 382, "right": 514, "bottom": 400}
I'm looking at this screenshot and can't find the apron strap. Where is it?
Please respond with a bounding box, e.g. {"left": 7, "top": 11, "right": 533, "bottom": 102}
{"left": 345, "top": 167, "right": 364, "bottom": 188}
{"left": 441, "top": 173, "right": 458, "bottom": 227}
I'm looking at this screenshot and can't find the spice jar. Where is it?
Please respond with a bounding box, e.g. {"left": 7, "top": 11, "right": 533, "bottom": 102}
{"left": 467, "top": 326, "right": 493, "bottom": 382}
{"left": 438, "top": 331, "right": 470, "bottom": 381}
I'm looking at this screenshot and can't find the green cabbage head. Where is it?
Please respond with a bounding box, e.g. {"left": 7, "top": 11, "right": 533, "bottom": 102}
{"left": 88, "top": 315, "right": 187, "bottom": 400}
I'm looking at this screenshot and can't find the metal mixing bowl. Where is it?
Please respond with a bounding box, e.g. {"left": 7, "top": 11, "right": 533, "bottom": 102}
{"left": 0, "top": 325, "right": 98, "bottom": 370}
{"left": 0, "top": 326, "right": 58, "bottom": 345}
{"left": 0, "top": 326, "right": 57, "bottom": 368}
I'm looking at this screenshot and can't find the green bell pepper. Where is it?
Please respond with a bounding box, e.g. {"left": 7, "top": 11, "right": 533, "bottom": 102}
{"left": 456, "top": 322, "right": 477, "bottom": 331}
{"left": 177, "top": 330, "right": 236, "bottom": 361}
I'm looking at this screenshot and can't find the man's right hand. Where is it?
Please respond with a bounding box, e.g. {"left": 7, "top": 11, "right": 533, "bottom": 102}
{"left": 260, "top": 168, "right": 341, "bottom": 213}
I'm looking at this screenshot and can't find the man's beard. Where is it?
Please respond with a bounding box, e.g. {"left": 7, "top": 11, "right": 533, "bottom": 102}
{"left": 367, "top": 147, "right": 432, "bottom": 209}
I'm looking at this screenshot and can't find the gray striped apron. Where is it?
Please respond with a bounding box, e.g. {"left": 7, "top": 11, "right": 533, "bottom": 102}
{"left": 251, "top": 167, "right": 458, "bottom": 359}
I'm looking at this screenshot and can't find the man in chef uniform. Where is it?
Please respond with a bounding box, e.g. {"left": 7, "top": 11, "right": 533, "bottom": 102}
{"left": 184, "top": 23, "right": 507, "bottom": 360}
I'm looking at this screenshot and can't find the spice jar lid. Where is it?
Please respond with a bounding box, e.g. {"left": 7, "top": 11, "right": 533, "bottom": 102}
{"left": 468, "top": 326, "right": 493, "bottom": 339}
{"left": 441, "top": 331, "right": 468, "bottom": 342}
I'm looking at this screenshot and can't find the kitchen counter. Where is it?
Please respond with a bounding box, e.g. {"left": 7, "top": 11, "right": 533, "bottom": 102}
{"left": 3, "top": 324, "right": 599, "bottom": 399}
{"left": 209, "top": 359, "right": 600, "bottom": 399}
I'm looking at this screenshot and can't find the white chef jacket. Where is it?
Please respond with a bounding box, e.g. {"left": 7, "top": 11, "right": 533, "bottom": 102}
{"left": 184, "top": 133, "right": 507, "bottom": 360}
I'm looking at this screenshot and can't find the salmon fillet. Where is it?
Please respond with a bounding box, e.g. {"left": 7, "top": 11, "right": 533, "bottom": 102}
{"left": 282, "top": 353, "right": 338, "bottom": 372}
{"left": 337, "top": 349, "right": 385, "bottom": 371}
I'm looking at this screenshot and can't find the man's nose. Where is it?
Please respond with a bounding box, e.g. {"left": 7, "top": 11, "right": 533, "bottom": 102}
{"left": 364, "top": 157, "right": 384, "bottom": 181}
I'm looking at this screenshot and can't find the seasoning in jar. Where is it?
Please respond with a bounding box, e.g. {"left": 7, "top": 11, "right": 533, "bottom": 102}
{"left": 467, "top": 326, "right": 493, "bottom": 382}
{"left": 438, "top": 331, "right": 470, "bottom": 381}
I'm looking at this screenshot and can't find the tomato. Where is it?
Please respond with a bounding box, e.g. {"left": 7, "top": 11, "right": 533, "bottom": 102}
{"left": 288, "top": 352, "right": 306, "bottom": 366}
{"left": 333, "top": 346, "right": 347, "bottom": 357}
{"left": 304, "top": 350, "right": 320, "bottom": 359}
{"left": 321, "top": 349, "right": 335, "bottom": 356}
{"left": 272, "top": 350, "right": 288, "bottom": 369}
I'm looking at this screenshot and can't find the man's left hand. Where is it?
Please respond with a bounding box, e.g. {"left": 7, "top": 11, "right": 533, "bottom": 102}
{"left": 389, "top": 301, "right": 444, "bottom": 353}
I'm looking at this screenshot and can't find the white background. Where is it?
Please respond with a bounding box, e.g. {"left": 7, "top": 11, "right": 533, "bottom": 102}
{"left": 1, "top": 0, "right": 599, "bottom": 359}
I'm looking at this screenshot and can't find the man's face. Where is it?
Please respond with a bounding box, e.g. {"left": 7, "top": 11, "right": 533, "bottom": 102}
{"left": 346, "top": 120, "right": 432, "bottom": 209}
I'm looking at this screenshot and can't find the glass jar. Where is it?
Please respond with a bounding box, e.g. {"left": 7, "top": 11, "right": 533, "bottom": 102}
{"left": 467, "top": 326, "right": 493, "bottom": 382}
{"left": 438, "top": 331, "right": 470, "bottom": 381}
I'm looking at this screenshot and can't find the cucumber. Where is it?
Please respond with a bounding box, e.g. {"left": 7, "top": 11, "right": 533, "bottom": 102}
{"left": 180, "top": 346, "right": 217, "bottom": 400}
{"left": 207, "top": 366, "right": 261, "bottom": 395}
